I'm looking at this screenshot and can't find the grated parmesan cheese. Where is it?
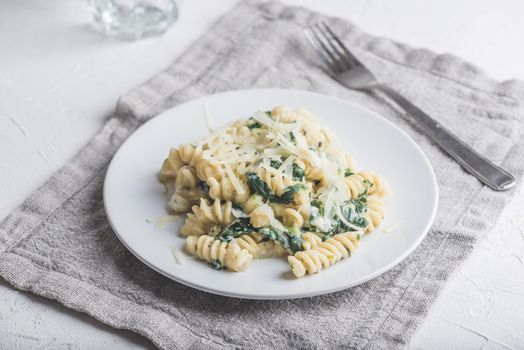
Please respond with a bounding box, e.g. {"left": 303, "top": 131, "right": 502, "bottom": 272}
{"left": 277, "top": 155, "right": 295, "bottom": 174}
{"left": 146, "top": 215, "right": 180, "bottom": 229}
{"left": 252, "top": 111, "right": 294, "bottom": 132}
{"left": 170, "top": 245, "right": 184, "bottom": 265}
{"left": 382, "top": 220, "right": 402, "bottom": 233}
{"left": 202, "top": 103, "right": 214, "bottom": 133}
{"left": 224, "top": 163, "right": 245, "bottom": 195}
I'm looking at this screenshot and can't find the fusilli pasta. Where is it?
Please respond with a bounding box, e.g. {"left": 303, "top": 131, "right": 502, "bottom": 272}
{"left": 175, "top": 165, "right": 198, "bottom": 189}
{"left": 195, "top": 159, "right": 225, "bottom": 181}
{"left": 344, "top": 172, "right": 369, "bottom": 199}
{"left": 179, "top": 143, "right": 203, "bottom": 166}
{"left": 207, "top": 176, "right": 250, "bottom": 204}
{"left": 159, "top": 106, "right": 390, "bottom": 277}
{"left": 180, "top": 198, "right": 233, "bottom": 236}
{"left": 236, "top": 235, "right": 260, "bottom": 257}
{"left": 255, "top": 166, "right": 294, "bottom": 196}
{"left": 159, "top": 148, "right": 184, "bottom": 184}
{"left": 169, "top": 187, "right": 203, "bottom": 213}
{"left": 365, "top": 195, "right": 385, "bottom": 233}
{"left": 186, "top": 235, "right": 253, "bottom": 271}
{"left": 288, "top": 232, "right": 360, "bottom": 278}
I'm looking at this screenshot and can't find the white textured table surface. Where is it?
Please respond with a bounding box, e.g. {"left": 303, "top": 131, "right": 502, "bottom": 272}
{"left": 1, "top": 1, "right": 524, "bottom": 349}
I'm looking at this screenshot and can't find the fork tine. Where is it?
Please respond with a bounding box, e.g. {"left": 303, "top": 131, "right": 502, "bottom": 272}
{"left": 314, "top": 23, "right": 354, "bottom": 71}
{"left": 308, "top": 25, "right": 345, "bottom": 73}
{"left": 304, "top": 28, "right": 337, "bottom": 75}
{"left": 320, "top": 22, "right": 363, "bottom": 68}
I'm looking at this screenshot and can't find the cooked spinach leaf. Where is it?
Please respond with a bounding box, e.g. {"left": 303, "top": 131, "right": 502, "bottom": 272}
{"left": 269, "top": 159, "right": 304, "bottom": 181}
{"left": 219, "top": 217, "right": 254, "bottom": 242}
{"left": 353, "top": 195, "right": 367, "bottom": 213}
{"left": 292, "top": 163, "right": 305, "bottom": 181}
{"left": 247, "top": 172, "right": 306, "bottom": 204}
{"left": 258, "top": 227, "right": 279, "bottom": 241}
{"left": 246, "top": 116, "right": 262, "bottom": 130}
{"left": 270, "top": 159, "right": 283, "bottom": 169}
{"left": 288, "top": 235, "right": 303, "bottom": 253}
{"left": 218, "top": 216, "right": 304, "bottom": 253}
{"left": 247, "top": 121, "right": 262, "bottom": 130}
{"left": 357, "top": 186, "right": 369, "bottom": 201}
{"left": 344, "top": 168, "right": 354, "bottom": 177}
{"left": 265, "top": 111, "right": 272, "bottom": 117}
{"left": 246, "top": 172, "right": 273, "bottom": 200}
{"left": 311, "top": 200, "right": 324, "bottom": 218}
{"left": 258, "top": 227, "right": 303, "bottom": 254}
{"left": 338, "top": 200, "right": 369, "bottom": 231}
{"left": 288, "top": 132, "right": 297, "bottom": 145}
{"left": 210, "top": 259, "right": 225, "bottom": 270}
{"left": 314, "top": 196, "right": 369, "bottom": 241}
{"left": 232, "top": 202, "right": 245, "bottom": 212}
{"left": 271, "top": 183, "right": 307, "bottom": 204}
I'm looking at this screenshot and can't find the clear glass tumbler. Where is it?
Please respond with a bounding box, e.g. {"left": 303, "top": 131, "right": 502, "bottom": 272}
{"left": 87, "top": 0, "right": 178, "bottom": 40}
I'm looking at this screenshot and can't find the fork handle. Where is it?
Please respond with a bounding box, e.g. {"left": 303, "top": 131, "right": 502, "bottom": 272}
{"left": 376, "top": 85, "right": 515, "bottom": 191}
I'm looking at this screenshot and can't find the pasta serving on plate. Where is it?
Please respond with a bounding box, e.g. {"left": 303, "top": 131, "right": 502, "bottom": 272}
{"left": 159, "top": 106, "right": 389, "bottom": 278}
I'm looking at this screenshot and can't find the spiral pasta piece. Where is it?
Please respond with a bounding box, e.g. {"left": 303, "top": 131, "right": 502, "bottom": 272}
{"left": 269, "top": 203, "right": 287, "bottom": 217}
{"left": 227, "top": 125, "right": 252, "bottom": 137}
{"left": 256, "top": 167, "right": 293, "bottom": 196}
{"left": 271, "top": 106, "right": 294, "bottom": 122}
{"left": 207, "top": 176, "right": 250, "bottom": 204}
{"left": 282, "top": 208, "right": 304, "bottom": 228}
{"left": 236, "top": 235, "right": 260, "bottom": 257}
{"left": 180, "top": 199, "right": 233, "bottom": 236}
{"left": 271, "top": 201, "right": 309, "bottom": 225}
{"left": 249, "top": 204, "right": 276, "bottom": 228}
{"left": 244, "top": 195, "right": 263, "bottom": 215}
{"left": 178, "top": 143, "right": 203, "bottom": 166}
{"left": 344, "top": 173, "right": 368, "bottom": 199}
{"left": 293, "top": 186, "right": 310, "bottom": 206}
{"left": 294, "top": 107, "right": 318, "bottom": 121}
{"left": 245, "top": 232, "right": 287, "bottom": 258}
{"left": 365, "top": 195, "right": 385, "bottom": 233}
{"left": 197, "top": 198, "right": 233, "bottom": 226}
{"left": 175, "top": 165, "right": 198, "bottom": 189}
{"left": 168, "top": 187, "right": 203, "bottom": 213}
{"left": 159, "top": 148, "right": 185, "bottom": 185}
{"left": 293, "top": 187, "right": 311, "bottom": 222}
{"left": 304, "top": 163, "right": 325, "bottom": 183}
{"left": 179, "top": 213, "right": 209, "bottom": 236}
{"left": 301, "top": 120, "right": 326, "bottom": 148}
{"left": 195, "top": 158, "right": 225, "bottom": 181}
{"left": 186, "top": 235, "right": 253, "bottom": 272}
{"left": 301, "top": 232, "right": 321, "bottom": 250}
{"left": 287, "top": 232, "right": 359, "bottom": 278}
{"left": 224, "top": 242, "right": 254, "bottom": 272}
{"left": 358, "top": 170, "right": 389, "bottom": 197}
{"left": 257, "top": 240, "right": 288, "bottom": 259}
{"left": 186, "top": 235, "right": 226, "bottom": 264}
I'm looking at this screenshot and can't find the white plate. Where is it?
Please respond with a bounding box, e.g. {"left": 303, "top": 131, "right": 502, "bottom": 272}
{"left": 104, "top": 88, "right": 438, "bottom": 300}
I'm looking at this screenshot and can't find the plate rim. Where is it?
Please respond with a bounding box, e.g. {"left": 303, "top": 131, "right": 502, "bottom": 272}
{"left": 103, "top": 88, "right": 439, "bottom": 300}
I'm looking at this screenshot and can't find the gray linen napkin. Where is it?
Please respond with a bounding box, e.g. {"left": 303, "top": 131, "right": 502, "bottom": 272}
{"left": 1, "top": 1, "right": 524, "bottom": 349}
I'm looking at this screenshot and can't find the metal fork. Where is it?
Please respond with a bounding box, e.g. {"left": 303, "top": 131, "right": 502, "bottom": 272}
{"left": 305, "top": 22, "right": 516, "bottom": 191}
